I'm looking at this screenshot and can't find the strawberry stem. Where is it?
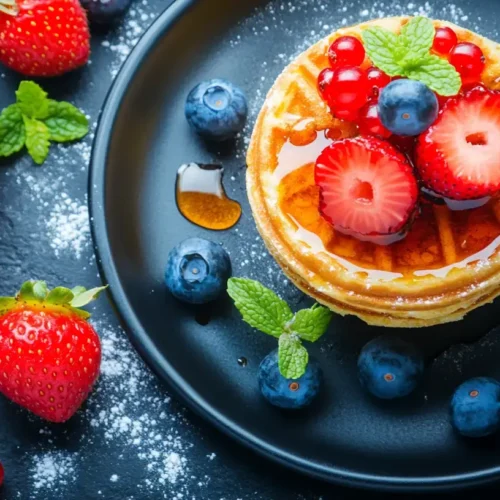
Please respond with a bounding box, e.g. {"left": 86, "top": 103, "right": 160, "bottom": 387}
{"left": 0, "top": 0, "right": 18, "bottom": 15}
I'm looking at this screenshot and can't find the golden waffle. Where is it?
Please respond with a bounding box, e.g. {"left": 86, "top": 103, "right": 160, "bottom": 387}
{"left": 247, "top": 17, "right": 500, "bottom": 328}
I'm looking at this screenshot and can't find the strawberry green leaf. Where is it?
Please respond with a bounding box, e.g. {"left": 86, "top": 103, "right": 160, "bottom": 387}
{"left": 406, "top": 54, "right": 462, "bottom": 96}
{"left": 361, "top": 27, "right": 402, "bottom": 76}
{"left": 71, "top": 286, "right": 87, "bottom": 297}
{"left": 0, "top": 104, "right": 25, "bottom": 158}
{"left": 47, "top": 287, "right": 75, "bottom": 305}
{"left": 278, "top": 333, "right": 308, "bottom": 379}
{"left": 69, "top": 286, "right": 108, "bottom": 308}
{"left": 32, "top": 281, "right": 49, "bottom": 300}
{"left": 291, "top": 304, "right": 332, "bottom": 343}
{"left": 44, "top": 101, "right": 89, "bottom": 142}
{"left": 398, "top": 17, "right": 435, "bottom": 63}
{"left": 23, "top": 117, "right": 50, "bottom": 165}
{"left": 16, "top": 81, "right": 49, "bottom": 120}
{"left": 227, "top": 278, "right": 293, "bottom": 338}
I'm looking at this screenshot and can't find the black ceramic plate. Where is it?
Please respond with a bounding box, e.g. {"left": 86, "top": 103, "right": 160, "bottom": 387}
{"left": 90, "top": 0, "right": 500, "bottom": 492}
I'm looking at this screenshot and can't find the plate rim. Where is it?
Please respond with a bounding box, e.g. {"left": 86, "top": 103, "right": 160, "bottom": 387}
{"left": 88, "top": 0, "right": 500, "bottom": 491}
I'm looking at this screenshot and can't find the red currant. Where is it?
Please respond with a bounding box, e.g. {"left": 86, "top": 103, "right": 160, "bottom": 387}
{"left": 436, "top": 94, "right": 451, "bottom": 110}
{"left": 327, "top": 66, "right": 369, "bottom": 111}
{"left": 432, "top": 27, "right": 458, "bottom": 55}
{"left": 358, "top": 103, "right": 391, "bottom": 138}
{"left": 328, "top": 36, "right": 365, "bottom": 68}
{"left": 365, "top": 67, "right": 391, "bottom": 100}
{"left": 449, "top": 42, "right": 485, "bottom": 84}
{"left": 317, "top": 68, "right": 335, "bottom": 101}
{"left": 334, "top": 107, "right": 360, "bottom": 123}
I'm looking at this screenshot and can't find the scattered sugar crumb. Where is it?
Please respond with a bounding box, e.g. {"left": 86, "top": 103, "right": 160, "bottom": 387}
{"left": 31, "top": 452, "right": 77, "bottom": 490}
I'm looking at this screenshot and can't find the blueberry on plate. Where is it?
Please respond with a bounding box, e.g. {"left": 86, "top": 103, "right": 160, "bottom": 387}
{"left": 451, "top": 377, "right": 500, "bottom": 438}
{"left": 80, "top": 0, "right": 132, "bottom": 23}
{"left": 258, "top": 349, "right": 322, "bottom": 409}
{"left": 358, "top": 335, "right": 425, "bottom": 399}
{"left": 165, "top": 238, "right": 231, "bottom": 304}
{"left": 185, "top": 79, "right": 248, "bottom": 141}
{"left": 378, "top": 79, "right": 439, "bottom": 136}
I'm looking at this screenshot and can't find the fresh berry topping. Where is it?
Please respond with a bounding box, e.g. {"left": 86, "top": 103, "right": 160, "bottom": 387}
{"left": 258, "top": 349, "right": 322, "bottom": 409}
{"left": 451, "top": 377, "right": 500, "bottom": 437}
{"left": 0, "top": 281, "right": 105, "bottom": 423}
{"left": 315, "top": 137, "right": 419, "bottom": 244}
{"left": 358, "top": 103, "right": 391, "bottom": 138}
{"left": 334, "top": 107, "right": 360, "bottom": 123}
{"left": 432, "top": 27, "right": 458, "bottom": 55}
{"left": 317, "top": 68, "right": 335, "bottom": 100}
{"left": 358, "top": 335, "right": 425, "bottom": 400}
{"left": 0, "top": 0, "right": 90, "bottom": 77}
{"left": 81, "top": 0, "right": 132, "bottom": 23}
{"left": 436, "top": 94, "right": 451, "bottom": 110}
{"left": 449, "top": 42, "right": 486, "bottom": 84}
{"left": 185, "top": 79, "right": 248, "bottom": 141}
{"left": 365, "top": 67, "right": 391, "bottom": 100}
{"left": 325, "top": 66, "right": 369, "bottom": 111}
{"left": 328, "top": 36, "right": 365, "bottom": 68}
{"left": 165, "top": 238, "right": 232, "bottom": 304}
{"left": 389, "top": 135, "right": 417, "bottom": 159}
{"left": 416, "top": 87, "right": 500, "bottom": 200}
{"left": 378, "top": 79, "right": 439, "bottom": 136}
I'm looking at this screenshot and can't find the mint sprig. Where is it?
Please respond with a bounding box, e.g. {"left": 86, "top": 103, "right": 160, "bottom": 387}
{"left": 0, "top": 81, "right": 89, "bottom": 165}
{"left": 362, "top": 17, "right": 461, "bottom": 96}
{"left": 227, "top": 278, "right": 333, "bottom": 379}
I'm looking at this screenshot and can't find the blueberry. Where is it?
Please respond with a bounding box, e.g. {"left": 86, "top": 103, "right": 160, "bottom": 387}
{"left": 80, "top": 0, "right": 132, "bottom": 23}
{"left": 451, "top": 377, "right": 500, "bottom": 438}
{"left": 165, "top": 238, "right": 231, "bottom": 304}
{"left": 378, "top": 79, "right": 439, "bottom": 136}
{"left": 258, "top": 349, "right": 322, "bottom": 409}
{"left": 185, "top": 79, "right": 248, "bottom": 141}
{"left": 358, "top": 335, "right": 425, "bottom": 399}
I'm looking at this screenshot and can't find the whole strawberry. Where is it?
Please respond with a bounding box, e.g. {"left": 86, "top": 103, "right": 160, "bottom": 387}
{"left": 0, "top": 281, "right": 106, "bottom": 422}
{"left": 0, "top": 0, "right": 90, "bottom": 77}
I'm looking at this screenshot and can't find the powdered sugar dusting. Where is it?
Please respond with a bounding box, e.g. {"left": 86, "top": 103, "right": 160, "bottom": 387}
{"left": 31, "top": 452, "right": 77, "bottom": 490}
{"left": 45, "top": 193, "right": 90, "bottom": 260}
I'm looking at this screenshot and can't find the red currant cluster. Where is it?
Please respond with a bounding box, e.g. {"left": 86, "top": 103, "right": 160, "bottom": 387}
{"left": 317, "top": 29, "right": 487, "bottom": 138}
{"left": 317, "top": 36, "right": 392, "bottom": 138}
{"left": 433, "top": 27, "right": 485, "bottom": 85}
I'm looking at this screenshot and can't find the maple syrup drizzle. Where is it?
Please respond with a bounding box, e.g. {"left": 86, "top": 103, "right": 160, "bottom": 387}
{"left": 176, "top": 163, "right": 241, "bottom": 231}
{"left": 275, "top": 130, "right": 500, "bottom": 281}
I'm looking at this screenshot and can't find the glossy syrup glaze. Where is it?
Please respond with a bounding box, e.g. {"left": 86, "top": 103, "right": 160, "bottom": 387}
{"left": 176, "top": 163, "right": 241, "bottom": 231}
{"left": 275, "top": 130, "right": 500, "bottom": 280}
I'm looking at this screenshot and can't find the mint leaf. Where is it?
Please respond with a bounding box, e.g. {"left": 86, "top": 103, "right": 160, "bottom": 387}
{"left": 291, "top": 304, "right": 332, "bottom": 342}
{"left": 47, "top": 287, "right": 74, "bottom": 305}
{"left": 278, "top": 334, "right": 308, "bottom": 379}
{"left": 16, "top": 81, "right": 49, "bottom": 119}
{"left": 227, "top": 278, "right": 293, "bottom": 338}
{"left": 362, "top": 28, "right": 402, "bottom": 76}
{"left": 406, "top": 54, "right": 462, "bottom": 96}
{"left": 70, "top": 286, "right": 108, "bottom": 308}
{"left": 44, "top": 100, "right": 89, "bottom": 142}
{"left": 399, "top": 17, "right": 435, "bottom": 64}
{"left": 23, "top": 117, "right": 50, "bottom": 165}
{"left": 0, "top": 104, "right": 25, "bottom": 157}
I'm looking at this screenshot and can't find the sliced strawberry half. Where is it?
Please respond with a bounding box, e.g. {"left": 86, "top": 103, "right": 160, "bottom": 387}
{"left": 315, "top": 137, "right": 419, "bottom": 244}
{"left": 416, "top": 87, "right": 500, "bottom": 200}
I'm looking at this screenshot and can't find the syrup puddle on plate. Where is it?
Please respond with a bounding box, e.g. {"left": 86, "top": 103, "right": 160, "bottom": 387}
{"left": 176, "top": 163, "right": 241, "bottom": 230}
